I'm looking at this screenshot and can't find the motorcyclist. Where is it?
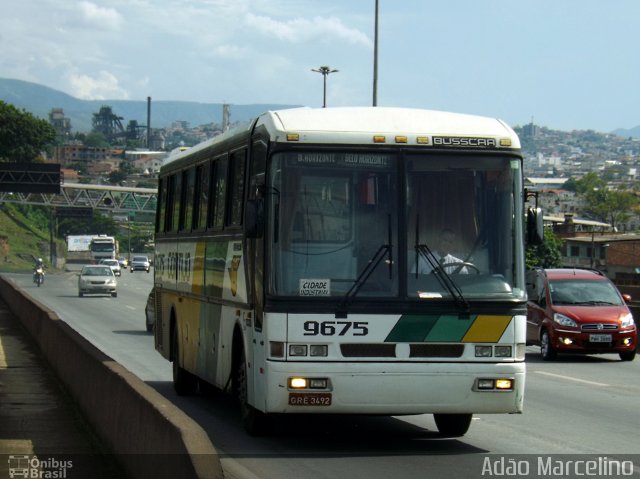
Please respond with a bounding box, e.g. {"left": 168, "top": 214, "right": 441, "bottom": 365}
{"left": 33, "top": 257, "right": 45, "bottom": 283}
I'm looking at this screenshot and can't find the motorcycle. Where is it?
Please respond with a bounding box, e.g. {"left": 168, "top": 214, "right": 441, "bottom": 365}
{"left": 34, "top": 267, "right": 45, "bottom": 287}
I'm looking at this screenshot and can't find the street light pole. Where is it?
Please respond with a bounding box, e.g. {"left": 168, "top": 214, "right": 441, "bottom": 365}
{"left": 311, "top": 66, "right": 338, "bottom": 107}
{"left": 373, "top": 0, "right": 379, "bottom": 106}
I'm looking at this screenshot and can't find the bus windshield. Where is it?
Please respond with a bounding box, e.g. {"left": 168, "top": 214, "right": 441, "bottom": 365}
{"left": 266, "top": 150, "right": 525, "bottom": 301}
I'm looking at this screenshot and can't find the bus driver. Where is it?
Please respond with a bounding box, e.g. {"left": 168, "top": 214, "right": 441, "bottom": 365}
{"left": 414, "top": 229, "right": 469, "bottom": 275}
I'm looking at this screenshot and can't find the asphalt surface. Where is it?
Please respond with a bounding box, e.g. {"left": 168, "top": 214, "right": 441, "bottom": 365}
{"left": 0, "top": 293, "right": 124, "bottom": 479}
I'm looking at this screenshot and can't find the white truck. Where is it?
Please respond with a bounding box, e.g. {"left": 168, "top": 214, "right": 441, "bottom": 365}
{"left": 90, "top": 235, "right": 118, "bottom": 263}
{"left": 66, "top": 235, "right": 94, "bottom": 265}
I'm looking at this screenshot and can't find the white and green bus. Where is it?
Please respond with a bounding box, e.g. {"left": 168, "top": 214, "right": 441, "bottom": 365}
{"left": 154, "top": 106, "right": 533, "bottom": 436}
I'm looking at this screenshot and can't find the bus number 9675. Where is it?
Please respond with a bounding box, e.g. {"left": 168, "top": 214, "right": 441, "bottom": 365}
{"left": 303, "top": 321, "right": 369, "bottom": 336}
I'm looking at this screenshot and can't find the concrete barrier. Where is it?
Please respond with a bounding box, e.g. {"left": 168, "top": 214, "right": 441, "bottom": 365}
{"left": 0, "top": 275, "right": 223, "bottom": 479}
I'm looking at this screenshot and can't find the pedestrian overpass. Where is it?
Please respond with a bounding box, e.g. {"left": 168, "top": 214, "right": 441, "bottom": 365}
{"left": 0, "top": 183, "right": 158, "bottom": 220}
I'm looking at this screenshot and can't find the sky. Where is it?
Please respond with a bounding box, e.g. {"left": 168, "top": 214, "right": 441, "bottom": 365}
{"left": 2, "top": 0, "right": 639, "bottom": 132}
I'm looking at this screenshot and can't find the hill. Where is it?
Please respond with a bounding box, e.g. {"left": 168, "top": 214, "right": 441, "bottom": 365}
{"left": 0, "top": 77, "right": 301, "bottom": 132}
{"left": 612, "top": 125, "right": 640, "bottom": 139}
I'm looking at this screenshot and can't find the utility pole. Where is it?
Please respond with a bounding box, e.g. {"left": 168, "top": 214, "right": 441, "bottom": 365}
{"left": 311, "top": 66, "right": 338, "bottom": 107}
{"left": 373, "top": 0, "right": 379, "bottom": 106}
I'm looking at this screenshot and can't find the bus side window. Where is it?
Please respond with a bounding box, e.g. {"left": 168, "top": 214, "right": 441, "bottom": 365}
{"left": 179, "top": 168, "right": 195, "bottom": 232}
{"left": 156, "top": 177, "right": 165, "bottom": 234}
{"left": 209, "top": 156, "right": 227, "bottom": 229}
{"left": 227, "top": 149, "right": 247, "bottom": 227}
{"left": 172, "top": 171, "right": 182, "bottom": 233}
{"left": 193, "top": 162, "right": 209, "bottom": 230}
{"left": 164, "top": 173, "right": 177, "bottom": 233}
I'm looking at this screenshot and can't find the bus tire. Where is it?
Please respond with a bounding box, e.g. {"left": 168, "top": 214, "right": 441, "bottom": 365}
{"left": 433, "top": 413, "right": 472, "bottom": 437}
{"left": 172, "top": 325, "right": 197, "bottom": 395}
{"left": 235, "top": 347, "right": 269, "bottom": 436}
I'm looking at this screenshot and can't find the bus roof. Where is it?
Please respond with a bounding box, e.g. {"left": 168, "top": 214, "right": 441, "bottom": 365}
{"left": 162, "top": 106, "right": 521, "bottom": 170}
{"left": 259, "top": 107, "right": 520, "bottom": 148}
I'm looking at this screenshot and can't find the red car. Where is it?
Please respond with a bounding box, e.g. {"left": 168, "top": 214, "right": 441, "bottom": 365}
{"left": 526, "top": 268, "right": 637, "bottom": 361}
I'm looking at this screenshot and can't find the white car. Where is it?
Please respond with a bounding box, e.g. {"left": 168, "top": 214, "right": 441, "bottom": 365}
{"left": 99, "top": 258, "right": 122, "bottom": 276}
{"left": 78, "top": 265, "right": 117, "bottom": 297}
{"left": 130, "top": 255, "right": 151, "bottom": 273}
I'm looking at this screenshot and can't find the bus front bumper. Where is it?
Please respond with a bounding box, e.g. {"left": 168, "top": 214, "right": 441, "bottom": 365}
{"left": 261, "top": 360, "right": 525, "bottom": 415}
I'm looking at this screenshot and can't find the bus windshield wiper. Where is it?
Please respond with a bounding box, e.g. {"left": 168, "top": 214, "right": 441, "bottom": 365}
{"left": 413, "top": 215, "right": 469, "bottom": 312}
{"left": 336, "top": 214, "right": 393, "bottom": 318}
{"left": 415, "top": 244, "right": 470, "bottom": 312}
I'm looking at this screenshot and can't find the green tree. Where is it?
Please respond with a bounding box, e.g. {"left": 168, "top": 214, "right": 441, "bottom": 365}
{"left": 571, "top": 172, "right": 638, "bottom": 230}
{"left": 526, "top": 228, "right": 563, "bottom": 269}
{"left": 57, "top": 211, "right": 119, "bottom": 238}
{"left": 561, "top": 177, "right": 579, "bottom": 192}
{"left": 0, "top": 101, "right": 56, "bottom": 163}
{"left": 69, "top": 161, "right": 89, "bottom": 175}
{"left": 573, "top": 171, "right": 605, "bottom": 195}
{"left": 84, "top": 132, "right": 110, "bottom": 148}
{"left": 107, "top": 169, "right": 127, "bottom": 185}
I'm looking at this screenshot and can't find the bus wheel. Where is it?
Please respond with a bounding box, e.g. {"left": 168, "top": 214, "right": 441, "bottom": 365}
{"left": 235, "top": 348, "right": 269, "bottom": 435}
{"left": 433, "top": 413, "right": 472, "bottom": 437}
{"left": 172, "top": 326, "right": 197, "bottom": 395}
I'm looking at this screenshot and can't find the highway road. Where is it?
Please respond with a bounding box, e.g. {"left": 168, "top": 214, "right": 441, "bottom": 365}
{"left": 6, "top": 271, "right": 640, "bottom": 479}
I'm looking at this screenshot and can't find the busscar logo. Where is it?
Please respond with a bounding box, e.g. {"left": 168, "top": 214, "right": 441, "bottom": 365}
{"left": 432, "top": 136, "right": 497, "bottom": 148}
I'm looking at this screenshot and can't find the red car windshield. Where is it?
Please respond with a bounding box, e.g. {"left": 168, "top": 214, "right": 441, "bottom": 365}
{"left": 549, "top": 279, "right": 623, "bottom": 306}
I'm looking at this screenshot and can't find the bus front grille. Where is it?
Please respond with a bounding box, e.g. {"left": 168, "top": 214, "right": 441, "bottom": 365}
{"left": 340, "top": 344, "right": 396, "bottom": 357}
{"left": 340, "top": 343, "right": 464, "bottom": 358}
{"left": 410, "top": 344, "right": 464, "bottom": 358}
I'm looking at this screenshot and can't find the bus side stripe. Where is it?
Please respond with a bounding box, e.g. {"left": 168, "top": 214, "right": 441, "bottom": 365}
{"left": 385, "top": 314, "right": 512, "bottom": 343}
{"left": 385, "top": 314, "right": 439, "bottom": 342}
{"left": 424, "top": 314, "right": 473, "bottom": 342}
{"left": 461, "top": 315, "right": 512, "bottom": 343}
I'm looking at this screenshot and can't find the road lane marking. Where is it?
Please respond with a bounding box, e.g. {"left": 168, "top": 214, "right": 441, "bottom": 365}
{"left": 126, "top": 305, "right": 136, "bottom": 310}
{"left": 534, "top": 371, "right": 610, "bottom": 387}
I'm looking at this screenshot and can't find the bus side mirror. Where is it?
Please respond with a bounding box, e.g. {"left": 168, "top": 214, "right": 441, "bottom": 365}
{"left": 526, "top": 207, "right": 544, "bottom": 245}
{"left": 245, "top": 198, "right": 264, "bottom": 239}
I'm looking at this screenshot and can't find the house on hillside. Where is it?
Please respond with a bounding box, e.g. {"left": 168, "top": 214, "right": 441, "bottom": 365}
{"left": 125, "top": 150, "right": 168, "bottom": 175}
{"left": 561, "top": 233, "right": 640, "bottom": 278}
{"left": 60, "top": 168, "right": 79, "bottom": 183}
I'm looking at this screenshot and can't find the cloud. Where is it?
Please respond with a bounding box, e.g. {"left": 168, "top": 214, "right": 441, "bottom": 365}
{"left": 213, "top": 44, "right": 249, "bottom": 59}
{"left": 68, "top": 71, "right": 129, "bottom": 100}
{"left": 78, "top": 1, "right": 123, "bottom": 30}
{"left": 244, "top": 12, "right": 372, "bottom": 47}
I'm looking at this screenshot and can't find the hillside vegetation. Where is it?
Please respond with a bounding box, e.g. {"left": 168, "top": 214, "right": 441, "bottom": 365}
{"left": 0, "top": 203, "right": 64, "bottom": 273}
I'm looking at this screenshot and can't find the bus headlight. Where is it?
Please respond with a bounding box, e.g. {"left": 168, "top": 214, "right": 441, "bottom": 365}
{"left": 475, "top": 345, "right": 493, "bottom": 357}
{"left": 477, "top": 379, "right": 495, "bottom": 390}
{"left": 289, "top": 377, "right": 307, "bottom": 389}
{"left": 288, "top": 377, "right": 329, "bottom": 389}
{"left": 495, "top": 379, "right": 514, "bottom": 390}
{"left": 289, "top": 345, "right": 308, "bottom": 357}
{"left": 309, "top": 378, "right": 328, "bottom": 389}
{"left": 309, "top": 345, "right": 328, "bottom": 357}
{"left": 474, "top": 378, "right": 514, "bottom": 391}
{"left": 494, "top": 346, "right": 512, "bottom": 358}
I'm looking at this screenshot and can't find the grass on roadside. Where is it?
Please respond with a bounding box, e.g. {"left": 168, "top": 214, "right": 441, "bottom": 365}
{"left": 0, "top": 203, "right": 63, "bottom": 273}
